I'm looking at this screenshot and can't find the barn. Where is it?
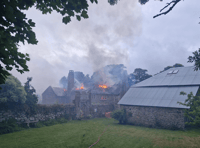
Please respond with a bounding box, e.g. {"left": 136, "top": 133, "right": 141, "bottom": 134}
{"left": 118, "top": 66, "right": 200, "bottom": 129}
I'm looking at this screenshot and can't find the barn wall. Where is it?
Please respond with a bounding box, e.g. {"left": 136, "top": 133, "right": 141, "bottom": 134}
{"left": 121, "top": 105, "right": 185, "bottom": 130}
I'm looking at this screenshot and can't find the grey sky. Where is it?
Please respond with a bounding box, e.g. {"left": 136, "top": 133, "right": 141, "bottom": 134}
{"left": 11, "top": 0, "right": 200, "bottom": 95}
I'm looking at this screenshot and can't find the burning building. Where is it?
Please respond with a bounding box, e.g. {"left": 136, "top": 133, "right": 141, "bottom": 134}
{"left": 42, "top": 64, "right": 129, "bottom": 106}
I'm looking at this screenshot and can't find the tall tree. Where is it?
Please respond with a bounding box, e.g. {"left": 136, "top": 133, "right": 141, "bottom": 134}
{"left": 59, "top": 76, "right": 68, "bottom": 88}
{"left": 188, "top": 48, "right": 200, "bottom": 71}
{"left": 24, "top": 77, "right": 38, "bottom": 114}
{"left": 129, "top": 68, "right": 152, "bottom": 85}
{"left": 0, "top": 75, "right": 26, "bottom": 109}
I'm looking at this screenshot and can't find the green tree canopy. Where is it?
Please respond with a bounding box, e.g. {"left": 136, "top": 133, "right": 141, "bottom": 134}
{"left": 0, "top": 75, "right": 26, "bottom": 109}
{"left": 129, "top": 68, "right": 152, "bottom": 85}
{"left": 178, "top": 90, "right": 200, "bottom": 127}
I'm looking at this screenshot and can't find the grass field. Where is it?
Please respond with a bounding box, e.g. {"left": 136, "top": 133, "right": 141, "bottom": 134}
{"left": 0, "top": 118, "right": 200, "bottom": 148}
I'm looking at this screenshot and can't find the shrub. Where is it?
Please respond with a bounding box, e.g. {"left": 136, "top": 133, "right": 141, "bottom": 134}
{"left": 178, "top": 91, "right": 200, "bottom": 127}
{"left": 85, "top": 114, "right": 92, "bottom": 119}
{"left": 35, "top": 122, "right": 45, "bottom": 128}
{"left": 42, "top": 119, "right": 58, "bottom": 126}
{"left": 111, "top": 109, "right": 127, "bottom": 124}
{"left": 57, "top": 118, "right": 68, "bottom": 124}
{"left": 0, "top": 118, "right": 22, "bottom": 135}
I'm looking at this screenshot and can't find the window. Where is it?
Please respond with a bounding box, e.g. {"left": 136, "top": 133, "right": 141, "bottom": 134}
{"left": 167, "top": 69, "right": 179, "bottom": 75}
{"left": 172, "top": 69, "right": 179, "bottom": 74}
{"left": 167, "top": 71, "right": 173, "bottom": 74}
{"left": 101, "top": 96, "right": 106, "bottom": 100}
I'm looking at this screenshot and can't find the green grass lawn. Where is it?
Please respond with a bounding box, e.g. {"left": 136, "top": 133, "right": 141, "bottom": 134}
{"left": 0, "top": 118, "right": 200, "bottom": 148}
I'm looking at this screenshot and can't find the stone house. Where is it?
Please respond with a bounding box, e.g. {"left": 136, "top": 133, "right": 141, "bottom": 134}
{"left": 42, "top": 86, "right": 71, "bottom": 104}
{"left": 91, "top": 92, "right": 120, "bottom": 109}
{"left": 118, "top": 66, "right": 200, "bottom": 129}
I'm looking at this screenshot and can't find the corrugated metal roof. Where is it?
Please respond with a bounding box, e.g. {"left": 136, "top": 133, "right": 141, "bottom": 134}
{"left": 133, "top": 66, "right": 200, "bottom": 87}
{"left": 118, "top": 86, "right": 199, "bottom": 108}
{"left": 52, "top": 87, "right": 66, "bottom": 96}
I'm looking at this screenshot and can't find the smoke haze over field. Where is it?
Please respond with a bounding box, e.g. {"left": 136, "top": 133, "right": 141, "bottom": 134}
{"left": 10, "top": 0, "right": 200, "bottom": 96}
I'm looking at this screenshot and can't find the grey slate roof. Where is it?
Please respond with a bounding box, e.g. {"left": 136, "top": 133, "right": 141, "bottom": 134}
{"left": 133, "top": 66, "right": 200, "bottom": 87}
{"left": 118, "top": 86, "right": 199, "bottom": 108}
{"left": 118, "top": 66, "right": 200, "bottom": 109}
{"left": 52, "top": 87, "right": 66, "bottom": 96}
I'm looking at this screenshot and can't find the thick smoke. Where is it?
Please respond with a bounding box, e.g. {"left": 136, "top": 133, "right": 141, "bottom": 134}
{"left": 11, "top": 0, "right": 142, "bottom": 96}
{"left": 85, "top": 0, "right": 142, "bottom": 71}
{"left": 91, "top": 64, "right": 128, "bottom": 86}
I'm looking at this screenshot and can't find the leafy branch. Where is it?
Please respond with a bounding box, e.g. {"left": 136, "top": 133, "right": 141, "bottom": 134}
{"left": 153, "top": 0, "right": 182, "bottom": 18}
{"left": 178, "top": 90, "right": 200, "bottom": 127}
{"left": 188, "top": 48, "right": 200, "bottom": 71}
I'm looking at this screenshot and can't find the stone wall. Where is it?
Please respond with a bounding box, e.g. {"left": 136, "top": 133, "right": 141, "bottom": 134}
{"left": 121, "top": 105, "right": 185, "bottom": 129}
{"left": 0, "top": 104, "right": 76, "bottom": 126}
{"left": 0, "top": 91, "right": 121, "bottom": 126}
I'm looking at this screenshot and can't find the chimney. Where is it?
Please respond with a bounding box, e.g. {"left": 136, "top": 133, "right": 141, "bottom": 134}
{"left": 68, "top": 70, "right": 74, "bottom": 92}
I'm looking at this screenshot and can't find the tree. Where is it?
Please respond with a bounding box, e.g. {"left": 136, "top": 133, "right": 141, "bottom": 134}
{"left": 59, "top": 76, "right": 68, "bottom": 88}
{"left": 178, "top": 90, "right": 200, "bottom": 127}
{"left": 188, "top": 48, "right": 200, "bottom": 71}
{"left": 24, "top": 77, "right": 38, "bottom": 114}
{"left": 0, "top": 0, "right": 98, "bottom": 86}
{"left": 129, "top": 68, "right": 152, "bottom": 85}
{"left": 108, "top": 0, "right": 183, "bottom": 18}
{"left": 0, "top": 75, "right": 26, "bottom": 109}
{"left": 159, "top": 63, "right": 184, "bottom": 73}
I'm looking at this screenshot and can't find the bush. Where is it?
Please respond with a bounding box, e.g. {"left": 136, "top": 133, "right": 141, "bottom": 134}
{"left": 35, "top": 122, "right": 45, "bottom": 128}
{"left": 179, "top": 91, "right": 200, "bottom": 127}
{"left": 0, "top": 118, "right": 22, "bottom": 135}
{"left": 111, "top": 109, "right": 127, "bottom": 124}
{"left": 57, "top": 118, "right": 68, "bottom": 124}
{"left": 84, "top": 114, "right": 92, "bottom": 119}
{"left": 36, "top": 117, "right": 68, "bottom": 127}
{"left": 42, "top": 119, "right": 58, "bottom": 126}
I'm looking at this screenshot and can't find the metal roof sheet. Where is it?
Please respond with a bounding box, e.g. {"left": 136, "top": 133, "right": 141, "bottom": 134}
{"left": 118, "top": 86, "right": 199, "bottom": 108}
{"left": 133, "top": 66, "right": 200, "bottom": 87}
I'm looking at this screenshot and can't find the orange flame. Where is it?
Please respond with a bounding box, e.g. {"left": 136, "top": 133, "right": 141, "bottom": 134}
{"left": 76, "top": 83, "right": 84, "bottom": 90}
{"left": 80, "top": 84, "right": 84, "bottom": 90}
{"left": 64, "top": 89, "right": 67, "bottom": 92}
{"left": 99, "top": 84, "right": 108, "bottom": 89}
